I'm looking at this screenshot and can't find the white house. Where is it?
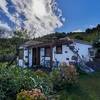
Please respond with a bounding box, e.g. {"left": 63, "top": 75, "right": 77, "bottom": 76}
{"left": 18, "top": 37, "right": 93, "bottom": 68}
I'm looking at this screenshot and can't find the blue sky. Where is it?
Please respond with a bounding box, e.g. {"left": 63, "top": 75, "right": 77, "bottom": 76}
{"left": 57, "top": 0, "right": 100, "bottom": 32}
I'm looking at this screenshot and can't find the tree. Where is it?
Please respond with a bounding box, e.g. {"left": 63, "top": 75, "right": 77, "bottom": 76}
{"left": 86, "top": 28, "right": 91, "bottom": 33}
{"left": 97, "top": 24, "right": 100, "bottom": 32}
{"left": 13, "top": 29, "right": 29, "bottom": 39}
{"left": 93, "top": 33, "right": 100, "bottom": 58}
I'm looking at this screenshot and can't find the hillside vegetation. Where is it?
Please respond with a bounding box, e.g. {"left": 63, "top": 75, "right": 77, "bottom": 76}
{"left": 40, "top": 24, "right": 100, "bottom": 42}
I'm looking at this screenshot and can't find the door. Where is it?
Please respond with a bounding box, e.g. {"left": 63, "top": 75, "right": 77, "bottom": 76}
{"left": 33, "top": 48, "right": 36, "bottom": 65}
{"left": 32, "top": 48, "right": 40, "bottom": 65}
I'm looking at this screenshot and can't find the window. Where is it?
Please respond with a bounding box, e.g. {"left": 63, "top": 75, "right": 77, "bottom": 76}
{"left": 66, "top": 58, "right": 69, "bottom": 60}
{"left": 19, "top": 49, "right": 23, "bottom": 59}
{"left": 71, "top": 56, "right": 78, "bottom": 60}
{"left": 45, "top": 47, "right": 51, "bottom": 57}
{"left": 56, "top": 45, "right": 62, "bottom": 54}
{"left": 88, "top": 48, "right": 95, "bottom": 57}
{"left": 65, "top": 51, "right": 68, "bottom": 53}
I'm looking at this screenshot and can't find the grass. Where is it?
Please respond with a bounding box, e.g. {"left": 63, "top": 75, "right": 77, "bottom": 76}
{"left": 56, "top": 72, "right": 100, "bottom": 100}
{"left": 79, "top": 72, "right": 100, "bottom": 100}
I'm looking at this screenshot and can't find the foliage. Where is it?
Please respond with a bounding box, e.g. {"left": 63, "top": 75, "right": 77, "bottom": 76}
{"left": 92, "top": 33, "right": 100, "bottom": 58}
{"left": 74, "top": 35, "right": 84, "bottom": 40}
{"left": 13, "top": 30, "right": 29, "bottom": 39}
{"left": 0, "top": 64, "right": 52, "bottom": 100}
{"left": 93, "top": 33, "right": 100, "bottom": 48}
{"left": 60, "top": 63, "right": 78, "bottom": 84}
{"left": 50, "top": 68, "right": 61, "bottom": 91}
{"left": 50, "top": 63, "right": 79, "bottom": 91}
{"left": 0, "top": 63, "right": 100, "bottom": 100}
{"left": 67, "top": 24, "right": 100, "bottom": 42}
{"left": 17, "top": 89, "right": 46, "bottom": 100}
{"left": 0, "top": 38, "right": 27, "bottom": 54}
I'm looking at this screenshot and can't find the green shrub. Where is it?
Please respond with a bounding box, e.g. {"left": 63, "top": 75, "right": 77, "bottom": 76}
{"left": 50, "top": 69, "right": 62, "bottom": 91}
{"left": 0, "top": 64, "right": 52, "bottom": 100}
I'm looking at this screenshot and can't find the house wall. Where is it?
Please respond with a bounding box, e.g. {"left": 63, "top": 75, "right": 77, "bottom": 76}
{"left": 52, "top": 45, "right": 75, "bottom": 66}
{"left": 40, "top": 43, "right": 92, "bottom": 67}
{"left": 40, "top": 48, "right": 45, "bottom": 65}
{"left": 29, "top": 48, "right": 33, "bottom": 67}
{"left": 18, "top": 59, "right": 23, "bottom": 67}
{"left": 74, "top": 42, "right": 92, "bottom": 61}
{"left": 40, "top": 45, "right": 76, "bottom": 67}
{"left": 23, "top": 48, "right": 29, "bottom": 68}
{"left": 40, "top": 48, "right": 51, "bottom": 67}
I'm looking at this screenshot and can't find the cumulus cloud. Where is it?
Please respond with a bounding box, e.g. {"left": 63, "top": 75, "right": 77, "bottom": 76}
{"left": 72, "top": 29, "right": 83, "bottom": 33}
{"left": 0, "top": 21, "right": 13, "bottom": 38}
{"left": 0, "top": 0, "right": 64, "bottom": 38}
{"left": 0, "top": 21, "right": 11, "bottom": 31}
{"left": 0, "top": 0, "right": 8, "bottom": 13}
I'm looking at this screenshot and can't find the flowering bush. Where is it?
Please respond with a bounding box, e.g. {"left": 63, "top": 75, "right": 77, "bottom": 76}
{"left": 50, "top": 63, "right": 79, "bottom": 91}
{"left": 60, "top": 64, "right": 78, "bottom": 84}
{"left": 17, "top": 89, "right": 47, "bottom": 100}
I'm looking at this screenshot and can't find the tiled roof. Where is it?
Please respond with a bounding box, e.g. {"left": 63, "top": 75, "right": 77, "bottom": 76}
{"left": 19, "top": 38, "right": 91, "bottom": 49}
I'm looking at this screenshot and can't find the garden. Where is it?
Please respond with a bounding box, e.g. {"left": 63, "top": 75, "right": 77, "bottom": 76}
{"left": 0, "top": 63, "right": 100, "bottom": 100}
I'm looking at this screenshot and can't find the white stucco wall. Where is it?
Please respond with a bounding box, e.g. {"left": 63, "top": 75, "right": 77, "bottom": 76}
{"left": 40, "top": 43, "right": 92, "bottom": 67}
{"left": 74, "top": 42, "right": 92, "bottom": 61}
{"left": 40, "top": 48, "right": 45, "bottom": 65}
{"left": 18, "top": 59, "right": 23, "bottom": 67}
{"left": 40, "top": 45, "right": 76, "bottom": 67}
{"left": 53, "top": 45, "right": 75, "bottom": 65}
{"left": 23, "top": 48, "right": 29, "bottom": 68}
{"left": 29, "top": 48, "right": 32, "bottom": 67}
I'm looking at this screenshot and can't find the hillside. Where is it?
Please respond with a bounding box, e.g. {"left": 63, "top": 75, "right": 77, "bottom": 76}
{"left": 66, "top": 24, "right": 100, "bottom": 42}
{"left": 37, "top": 24, "right": 100, "bottom": 42}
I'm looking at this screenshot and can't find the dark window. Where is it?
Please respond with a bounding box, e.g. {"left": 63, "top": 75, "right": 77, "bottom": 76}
{"left": 66, "top": 58, "right": 69, "bottom": 60}
{"left": 71, "top": 56, "right": 77, "bottom": 60}
{"left": 88, "top": 48, "right": 95, "bottom": 57}
{"left": 45, "top": 47, "right": 51, "bottom": 57}
{"left": 19, "top": 49, "right": 23, "bottom": 59}
{"left": 56, "top": 45, "right": 62, "bottom": 54}
{"left": 65, "top": 51, "right": 68, "bottom": 53}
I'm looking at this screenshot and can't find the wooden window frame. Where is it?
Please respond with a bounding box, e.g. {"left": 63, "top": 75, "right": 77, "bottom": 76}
{"left": 45, "top": 47, "right": 51, "bottom": 57}
{"left": 56, "top": 45, "right": 62, "bottom": 54}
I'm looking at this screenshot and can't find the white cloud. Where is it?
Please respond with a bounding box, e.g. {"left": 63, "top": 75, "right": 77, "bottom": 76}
{"left": 72, "top": 29, "right": 83, "bottom": 33}
{"left": 0, "top": 21, "right": 11, "bottom": 31}
{"left": 0, "top": 1, "right": 8, "bottom": 13}
{"left": 0, "top": 0, "right": 64, "bottom": 38}
{"left": 89, "top": 24, "right": 95, "bottom": 29}
{"left": 0, "top": 21, "right": 13, "bottom": 38}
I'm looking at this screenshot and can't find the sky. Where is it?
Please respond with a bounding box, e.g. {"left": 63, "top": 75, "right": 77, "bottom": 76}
{"left": 57, "top": 0, "right": 100, "bottom": 32}
{"left": 0, "top": 0, "right": 100, "bottom": 37}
